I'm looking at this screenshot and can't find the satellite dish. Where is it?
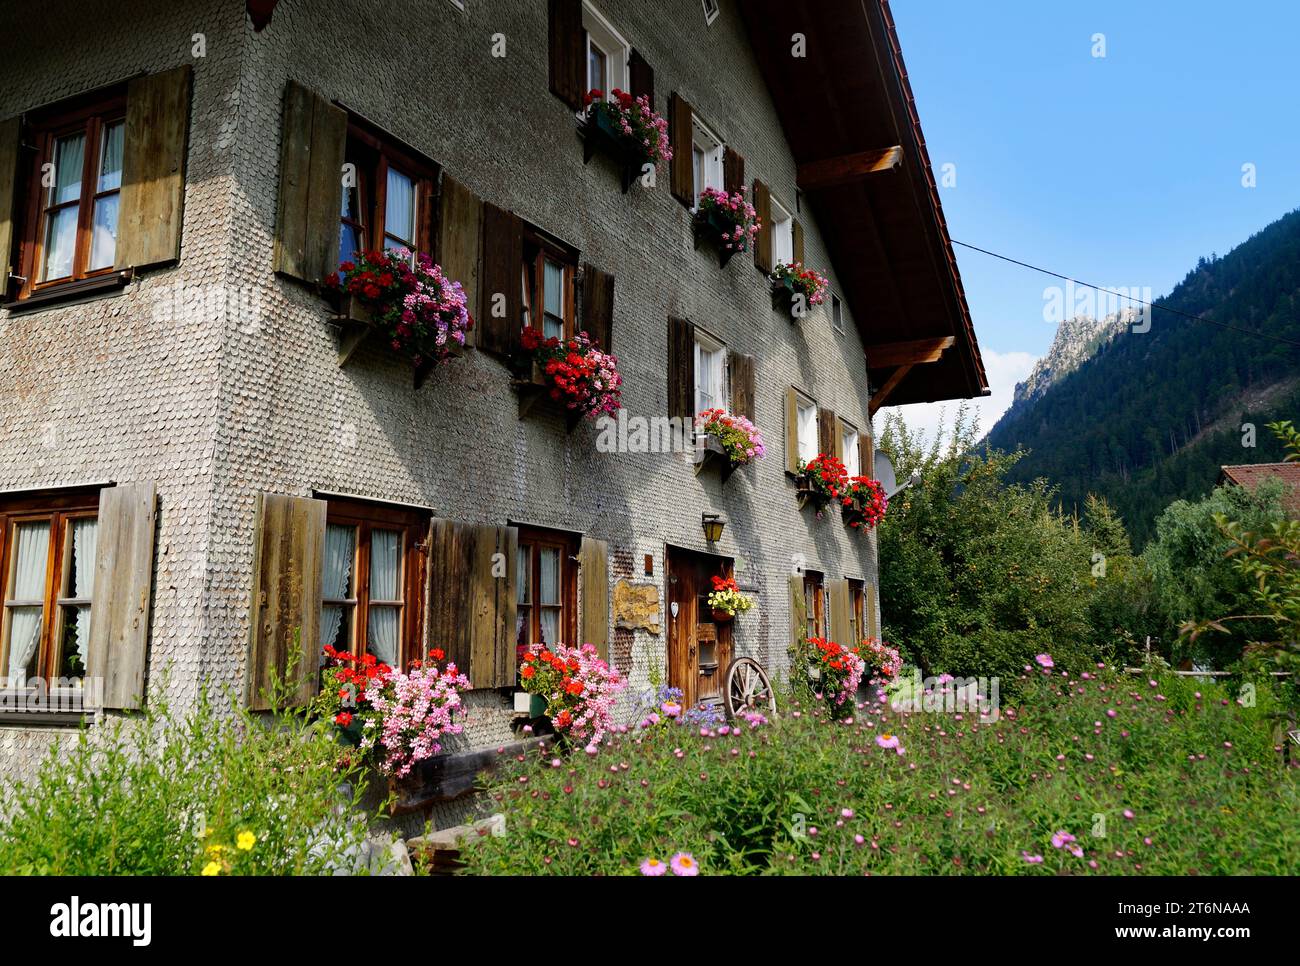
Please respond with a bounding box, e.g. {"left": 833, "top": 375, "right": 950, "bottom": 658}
{"left": 874, "top": 449, "right": 898, "bottom": 495}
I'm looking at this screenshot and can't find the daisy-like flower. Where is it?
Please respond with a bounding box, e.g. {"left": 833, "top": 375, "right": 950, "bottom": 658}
{"left": 876, "top": 733, "right": 900, "bottom": 749}
{"left": 670, "top": 852, "right": 700, "bottom": 876}
{"left": 236, "top": 830, "right": 256, "bottom": 851}
{"left": 640, "top": 857, "right": 667, "bottom": 876}
{"left": 1022, "top": 852, "right": 1044, "bottom": 864}
{"left": 1035, "top": 653, "right": 1054, "bottom": 669}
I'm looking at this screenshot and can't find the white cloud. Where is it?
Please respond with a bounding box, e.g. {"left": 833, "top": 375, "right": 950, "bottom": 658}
{"left": 884, "top": 349, "right": 1037, "bottom": 447}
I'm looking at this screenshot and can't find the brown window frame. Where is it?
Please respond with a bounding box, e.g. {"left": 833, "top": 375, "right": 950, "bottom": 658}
{"left": 515, "top": 525, "right": 579, "bottom": 664}
{"left": 338, "top": 120, "right": 437, "bottom": 267}
{"left": 321, "top": 498, "right": 428, "bottom": 669}
{"left": 848, "top": 577, "right": 865, "bottom": 646}
{"left": 0, "top": 489, "right": 101, "bottom": 686}
{"left": 521, "top": 227, "right": 577, "bottom": 341}
{"left": 803, "top": 569, "right": 825, "bottom": 641}
{"left": 14, "top": 89, "right": 128, "bottom": 301}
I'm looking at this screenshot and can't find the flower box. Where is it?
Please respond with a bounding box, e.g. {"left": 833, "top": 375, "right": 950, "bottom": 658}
{"left": 693, "top": 434, "right": 736, "bottom": 482}
{"left": 514, "top": 327, "right": 622, "bottom": 430}
{"left": 580, "top": 88, "right": 671, "bottom": 194}
{"left": 583, "top": 106, "right": 643, "bottom": 193}
{"left": 769, "top": 262, "right": 829, "bottom": 321}
{"left": 513, "top": 360, "right": 583, "bottom": 432}
{"left": 795, "top": 475, "right": 831, "bottom": 513}
{"left": 332, "top": 293, "right": 438, "bottom": 388}
{"left": 693, "top": 209, "right": 740, "bottom": 269}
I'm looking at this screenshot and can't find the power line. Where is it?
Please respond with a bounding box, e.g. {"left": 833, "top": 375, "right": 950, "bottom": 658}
{"left": 951, "top": 239, "right": 1300, "bottom": 350}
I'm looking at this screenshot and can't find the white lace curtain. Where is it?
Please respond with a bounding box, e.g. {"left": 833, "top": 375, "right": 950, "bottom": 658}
{"left": 7, "top": 523, "right": 48, "bottom": 682}
{"left": 367, "top": 529, "right": 400, "bottom": 666}
{"left": 320, "top": 525, "right": 355, "bottom": 654}
{"left": 71, "top": 518, "right": 97, "bottom": 669}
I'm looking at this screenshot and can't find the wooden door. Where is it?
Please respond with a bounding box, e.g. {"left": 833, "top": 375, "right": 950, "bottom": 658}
{"left": 666, "top": 547, "right": 733, "bottom": 708}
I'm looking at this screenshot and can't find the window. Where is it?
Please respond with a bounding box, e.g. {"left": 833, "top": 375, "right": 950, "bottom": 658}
{"left": 521, "top": 227, "right": 576, "bottom": 340}
{"left": 583, "top": 3, "right": 630, "bottom": 100}
{"left": 701, "top": 0, "right": 720, "bottom": 25}
{"left": 516, "top": 527, "right": 578, "bottom": 661}
{"left": 803, "top": 570, "right": 824, "bottom": 641}
{"left": 831, "top": 293, "right": 845, "bottom": 334}
{"left": 0, "top": 491, "right": 100, "bottom": 687}
{"left": 691, "top": 118, "right": 724, "bottom": 207}
{"left": 796, "top": 393, "right": 818, "bottom": 465}
{"left": 320, "top": 499, "right": 427, "bottom": 669}
{"left": 693, "top": 329, "right": 726, "bottom": 414}
{"left": 771, "top": 195, "right": 794, "bottom": 267}
{"left": 848, "top": 578, "right": 865, "bottom": 646}
{"left": 842, "top": 421, "right": 861, "bottom": 477}
{"left": 338, "top": 122, "right": 436, "bottom": 267}
{"left": 16, "top": 91, "right": 126, "bottom": 298}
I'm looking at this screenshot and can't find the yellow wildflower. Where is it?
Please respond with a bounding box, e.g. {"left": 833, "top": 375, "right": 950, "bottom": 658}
{"left": 201, "top": 861, "right": 222, "bottom": 876}
{"left": 236, "top": 830, "right": 256, "bottom": 851}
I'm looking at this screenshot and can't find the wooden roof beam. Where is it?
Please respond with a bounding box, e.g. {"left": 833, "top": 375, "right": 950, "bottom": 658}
{"left": 797, "top": 146, "right": 903, "bottom": 191}
{"left": 869, "top": 365, "right": 912, "bottom": 417}
{"left": 868, "top": 336, "right": 954, "bottom": 369}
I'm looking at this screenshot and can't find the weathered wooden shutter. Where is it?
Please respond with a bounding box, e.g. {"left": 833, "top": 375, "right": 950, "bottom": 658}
{"left": 752, "top": 178, "right": 773, "bottom": 273}
{"left": 548, "top": 0, "right": 585, "bottom": 110}
{"left": 792, "top": 218, "right": 805, "bottom": 265}
{"left": 789, "top": 574, "right": 806, "bottom": 647}
{"left": 246, "top": 493, "right": 325, "bottom": 709}
{"left": 865, "top": 583, "right": 879, "bottom": 639}
{"left": 668, "top": 92, "right": 694, "bottom": 206}
{"left": 580, "top": 262, "right": 615, "bottom": 351}
{"left": 728, "top": 352, "right": 756, "bottom": 421}
{"left": 723, "top": 146, "right": 745, "bottom": 197}
{"left": 629, "top": 48, "right": 654, "bottom": 106}
{"left": 784, "top": 386, "right": 800, "bottom": 474}
{"left": 115, "top": 66, "right": 191, "bottom": 271}
{"left": 818, "top": 407, "right": 837, "bottom": 458}
{"left": 273, "top": 80, "right": 346, "bottom": 285}
{"left": 828, "top": 578, "right": 852, "bottom": 645}
{"left": 834, "top": 417, "right": 846, "bottom": 463}
{"left": 85, "top": 482, "right": 158, "bottom": 710}
{"left": 0, "top": 115, "right": 20, "bottom": 296}
{"left": 436, "top": 173, "right": 483, "bottom": 328}
{"left": 579, "top": 536, "right": 609, "bottom": 660}
{"left": 667, "top": 315, "right": 695, "bottom": 419}
{"left": 426, "top": 519, "right": 518, "bottom": 689}
{"left": 862, "top": 433, "right": 875, "bottom": 479}
{"left": 478, "top": 202, "right": 523, "bottom": 357}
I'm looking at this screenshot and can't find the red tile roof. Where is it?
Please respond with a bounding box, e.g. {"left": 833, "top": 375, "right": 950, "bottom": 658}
{"left": 1219, "top": 463, "right": 1300, "bottom": 517}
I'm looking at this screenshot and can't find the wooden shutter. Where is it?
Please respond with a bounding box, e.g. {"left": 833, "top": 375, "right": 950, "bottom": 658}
{"left": 862, "top": 433, "right": 874, "bottom": 479}
{"left": 436, "top": 173, "right": 483, "bottom": 329}
{"left": 752, "top": 178, "right": 773, "bottom": 273}
{"left": 478, "top": 202, "right": 523, "bottom": 357}
{"left": 667, "top": 315, "right": 695, "bottom": 419}
{"left": 115, "top": 66, "right": 191, "bottom": 271}
{"left": 818, "top": 407, "right": 837, "bottom": 459}
{"left": 792, "top": 218, "right": 805, "bottom": 266}
{"left": 427, "top": 519, "right": 518, "bottom": 689}
{"left": 579, "top": 536, "right": 609, "bottom": 660}
{"left": 865, "top": 583, "right": 879, "bottom": 639}
{"left": 0, "top": 115, "right": 19, "bottom": 296}
{"left": 789, "top": 574, "right": 806, "bottom": 647}
{"left": 828, "top": 579, "right": 852, "bottom": 645}
{"left": 834, "top": 417, "right": 846, "bottom": 463}
{"left": 246, "top": 493, "right": 325, "bottom": 709}
{"left": 629, "top": 48, "right": 654, "bottom": 106}
{"left": 728, "top": 352, "right": 756, "bottom": 421}
{"left": 668, "top": 92, "right": 694, "bottom": 206}
{"left": 548, "top": 0, "right": 585, "bottom": 110}
{"left": 580, "top": 262, "right": 615, "bottom": 351}
{"left": 273, "top": 80, "right": 346, "bottom": 285}
{"left": 723, "top": 146, "right": 744, "bottom": 197}
{"left": 784, "top": 387, "right": 800, "bottom": 474}
{"left": 85, "top": 482, "right": 158, "bottom": 710}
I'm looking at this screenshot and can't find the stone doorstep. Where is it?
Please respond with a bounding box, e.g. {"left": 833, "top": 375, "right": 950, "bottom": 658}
{"left": 409, "top": 812, "right": 507, "bottom": 853}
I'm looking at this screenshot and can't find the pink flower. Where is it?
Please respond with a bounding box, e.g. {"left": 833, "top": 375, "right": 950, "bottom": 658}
{"left": 1035, "top": 653, "right": 1054, "bottom": 669}
{"left": 1022, "top": 852, "right": 1044, "bottom": 864}
{"left": 640, "top": 857, "right": 667, "bottom": 876}
{"left": 670, "top": 852, "right": 700, "bottom": 876}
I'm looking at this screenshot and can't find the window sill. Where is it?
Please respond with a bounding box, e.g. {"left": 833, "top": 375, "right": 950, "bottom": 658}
{"left": 3, "top": 270, "right": 133, "bottom": 314}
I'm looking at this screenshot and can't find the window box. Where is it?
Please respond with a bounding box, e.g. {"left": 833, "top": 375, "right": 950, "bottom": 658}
{"left": 692, "top": 187, "right": 759, "bottom": 271}
{"left": 583, "top": 103, "right": 643, "bottom": 192}
{"left": 769, "top": 263, "right": 829, "bottom": 320}
{"left": 513, "top": 361, "right": 585, "bottom": 433}
{"left": 693, "top": 207, "right": 740, "bottom": 269}
{"left": 794, "top": 474, "right": 831, "bottom": 513}
{"left": 330, "top": 292, "right": 437, "bottom": 390}
{"left": 693, "top": 434, "right": 736, "bottom": 482}
{"left": 795, "top": 454, "right": 848, "bottom": 517}
{"left": 581, "top": 91, "right": 670, "bottom": 194}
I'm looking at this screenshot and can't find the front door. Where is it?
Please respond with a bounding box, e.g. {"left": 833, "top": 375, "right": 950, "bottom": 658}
{"left": 666, "top": 546, "right": 734, "bottom": 709}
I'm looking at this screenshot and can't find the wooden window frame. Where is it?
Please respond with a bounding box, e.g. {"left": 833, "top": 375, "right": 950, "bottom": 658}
{"left": 831, "top": 293, "right": 845, "bottom": 334}
{"left": 803, "top": 570, "right": 825, "bottom": 641}
{"left": 322, "top": 498, "right": 427, "bottom": 669}
{"left": 582, "top": 2, "right": 630, "bottom": 103}
{"left": 794, "top": 389, "right": 819, "bottom": 466}
{"left": 690, "top": 117, "right": 724, "bottom": 209}
{"left": 521, "top": 226, "right": 577, "bottom": 340}
{"left": 770, "top": 194, "right": 794, "bottom": 267}
{"left": 841, "top": 418, "right": 861, "bottom": 477}
{"left": 692, "top": 327, "right": 726, "bottom": 415}
{"left": 15, "top": 90, "right": 127, "bottom": 301}
{"left": 848, "top": 577, "right": 865, "bottom": 646}
{"left": 0, "top": 489, "right": 101, "bottom": 686}
{"left": 338, "top": 120, "right": 437, "bottom": 265}
{"left": 516, "top": 526, "right": 579, "bottom": 661}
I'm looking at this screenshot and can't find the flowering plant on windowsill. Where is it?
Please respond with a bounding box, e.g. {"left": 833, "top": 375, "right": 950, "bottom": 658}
{"left": 519, "top": 642, "right": 626, "bottom": 745}
{"left": 583, "top": 88, "right": 672, "bottom": 170}
{"left": 796, "top": 453, "right": 849, "bottom": 516}
{"left": 859, "top": 637, "right": 902, "bottom": 684}
{"left": 707, "top": 575, "right": 754, "bottom": 618}
{"left": 695, "top": 186, "right": 760, "bottom": 253}
{"left": 519, "top": 326, "right": 623, "bottom": 419}
{"left": 770, "top": 261, "right": 829, "bottom": 308}
{"left": 840, "top": 476, "right": 888, "bottom": 531}
{"left": 694, "top": 408, "right": 766, "bottom": 465}
{"left": 326, "top": 248, "right": 472, "bottom": 369}
{"left": 805, "top": 637, "right": 865, "bottom": 718}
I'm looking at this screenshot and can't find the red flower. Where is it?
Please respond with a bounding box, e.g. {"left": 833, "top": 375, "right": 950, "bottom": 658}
{"left": 521, "top": 665, "right": 536, "bottom": 679}
{"left": 429, "top": 647, "right": 446, "bottom": 661}
{"left": 334, "top": 712, "right": 353, "bottom": 727}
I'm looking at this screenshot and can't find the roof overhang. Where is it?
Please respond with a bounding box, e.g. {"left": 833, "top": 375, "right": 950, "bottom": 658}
{"left": 741, "top": 0, "right": 988, "bottom": 411}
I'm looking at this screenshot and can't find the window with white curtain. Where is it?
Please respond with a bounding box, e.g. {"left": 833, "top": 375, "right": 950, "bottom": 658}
{"left": 842, "top": 422, "right": 861, "bottom": 477}
{"left": 693, "top": 330, "right": 726, "bottom": 415}
{"left": 0, "top": 493, "right": 100, "bottom": 688}
{"left": 796, "top": 394, "right": 819, "bottom": 465}
{"left": 771, "top": 196, "right": 794, "bottom": 267}
{"left": 583, "top": 2, "right": 629, "bottom": 99}
{"left": 691, "top": 119, "right": 724, "bottom": 207}
{"left": 516, "top": 528, "right": 577, "bottom": 661}
{"left": 336, "top": 122, "right": 436, "bottom": 266}
{"left": 320, "top": 499, "right": 425, "bottom": 669}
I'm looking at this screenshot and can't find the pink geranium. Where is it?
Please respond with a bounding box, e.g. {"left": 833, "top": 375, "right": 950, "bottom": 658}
{"left": 360, "top": 659, "right": 472, "bottom": 778}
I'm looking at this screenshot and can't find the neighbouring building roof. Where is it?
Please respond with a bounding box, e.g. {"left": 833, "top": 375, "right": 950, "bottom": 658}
{"left": 741, "top": 0, "right": 989, "bottom": 410}
{"left": 1219, "top": 462, "right": 1300, "bottom": 517}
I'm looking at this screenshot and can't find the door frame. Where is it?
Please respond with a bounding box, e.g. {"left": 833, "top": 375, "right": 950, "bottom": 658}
{"left": 664, "top": 543, "right": 734, "bottom": 708}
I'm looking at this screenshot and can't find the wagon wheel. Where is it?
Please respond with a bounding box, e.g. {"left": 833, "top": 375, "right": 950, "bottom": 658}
{"left": 724, "top": 657, "right": 777, "bottom": 720}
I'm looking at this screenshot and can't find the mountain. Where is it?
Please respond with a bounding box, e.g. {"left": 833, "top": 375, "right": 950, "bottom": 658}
{"left": 985, "top": 208, "right": 1300, "bottom": 547}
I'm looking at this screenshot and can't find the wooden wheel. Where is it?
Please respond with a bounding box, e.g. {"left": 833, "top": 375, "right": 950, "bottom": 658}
{"left": 724, "top": 657, "right": 776, "bottom": 720}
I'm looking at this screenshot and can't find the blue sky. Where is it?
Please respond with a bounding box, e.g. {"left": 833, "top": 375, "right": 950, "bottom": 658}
{"left": 887, "top": 0, "right": 1300, "bottom": 440}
